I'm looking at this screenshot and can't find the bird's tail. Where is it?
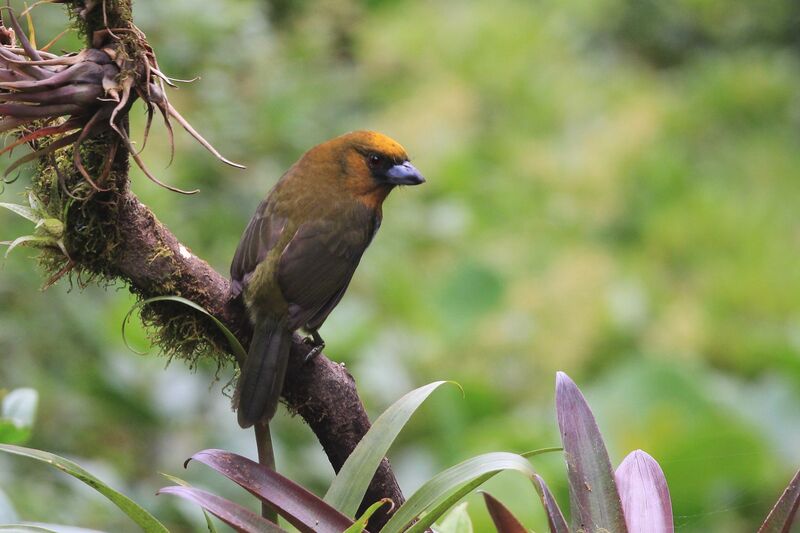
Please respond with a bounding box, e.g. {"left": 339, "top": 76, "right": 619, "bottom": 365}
{"left": 235, "top": 317, "right": 292, "bottom": 428}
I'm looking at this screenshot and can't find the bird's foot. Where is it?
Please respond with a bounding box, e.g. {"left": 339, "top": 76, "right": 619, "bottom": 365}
{"left": 302, "top": 330, "right": 325, "bottom": 363}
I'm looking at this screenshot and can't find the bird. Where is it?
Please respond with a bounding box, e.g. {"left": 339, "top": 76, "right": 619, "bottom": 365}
{"left": 230, "top": 130, "right": 425, "bottom": 428}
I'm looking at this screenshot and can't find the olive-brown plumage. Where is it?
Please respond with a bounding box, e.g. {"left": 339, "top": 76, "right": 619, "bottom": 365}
{"left": 231, "top": 131, "right": 425, "bottom": 428}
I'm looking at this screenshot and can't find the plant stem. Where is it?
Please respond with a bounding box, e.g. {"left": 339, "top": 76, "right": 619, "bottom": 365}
{"left": 255, "top": 421, "right": 279, "bottom": 524}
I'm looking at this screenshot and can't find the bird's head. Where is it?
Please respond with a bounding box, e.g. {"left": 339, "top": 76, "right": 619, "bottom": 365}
{"left": 303, "top": 130, "right": 425, "bottom": 209}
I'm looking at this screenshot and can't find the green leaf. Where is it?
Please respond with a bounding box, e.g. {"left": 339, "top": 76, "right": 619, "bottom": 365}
{"left": 0, "top": 445, "right": 169, "bottom": 533}
{"left": 325, "top": 381, "right": 459, "bottom": 516}
{"left": 1, "top": 236, "right": 54, "bottom": 257}
{"left": 121, "top": 296, "right": 246, "bottom": 363}
{"left": 435, "top": 502, "right": 473, "bottom": 533}
{"left": 0, "top": 525, "right": 107, "bottom": 533}
{"left": 393, "top": 448, "right": 558, "bottom": 533}
{"left": 412, "top": 472, "right": 494, "bottom": 533}
{"left": 0, "top": 527, "right": 58, "bottom": 533}
{"left": 480, "top": 492, "right": 527, "bottom": 533}
{"left": 157, "top": 486, "right": 285, "bottom": 533}
{"left": 757, "top": 469, "right": 800, "bottom": 533}
{"left": 0, "top": 388, "right": 38, "bottom": 445}
{"left": 36, "top": 219, "right": 63, "bottom": 238}
{"left": 521, "top": 447, "right": 563, "bottom": 458}
{"left": 342, "top": 499, "right": 393, "bottom": 533}
{"left": 382, "top": 452, "right": 537, "bottom": 533}
{"left": 556, "top": 372, "right": 627, "bottom": 533}
{"left": 0, "top": 202, "right": 38, "bottom": 223}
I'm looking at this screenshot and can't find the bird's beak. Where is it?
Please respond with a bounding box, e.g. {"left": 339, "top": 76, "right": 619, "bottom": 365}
{"left": 385, "top": 161, "right": 425, "bottom": 186}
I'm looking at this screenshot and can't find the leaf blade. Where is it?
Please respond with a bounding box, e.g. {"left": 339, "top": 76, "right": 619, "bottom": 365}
{"left": 121, "top": 296, "right": 246, "bottom": 363}
{"left": 757, "top": 469, "right": 800, "bottom": 533}
{"left": 0, "top": 526, "right": 59, "bottom": 533}
{"left": 383, "top": 452, "right": 537, "bottom": 533}
{"left": 532, "top": 474, "right": 569, "bottom": 533}
{"left": 555, "top": 371, "right": 627, "bottom": 533}
{"left": 481, "top": 492, "right": 527, "bottom": 533}
{"left": 2, "top": 235, "right": 53, "bottom": 257}
{"left": 188, "top": 449, "right": 353, "bottom": 533}
{"left": 324, "top": 381, "right": 458, "bottom": 516}
{"left": 0, "top": 202, "right": 38, "bottom": 222}
{"left": 435, "top": 502, "right": 473, "bottom": 533}
{"left": 0, "top": 524, "right": 107, "bottom": 533}
{"left": 0, "top": 444, "right": 169, "bottom": 533}
{"left": 159, "top": 473, "right": 218, "bottom": 533}
{"left": 615, "top": 450, "right": 674, "bottom": 533}
{"left": 157, "top": 486, "right": 285, "bottom": 533}
{"left": 342, "top": 499, "right": 392, "bottom": 533}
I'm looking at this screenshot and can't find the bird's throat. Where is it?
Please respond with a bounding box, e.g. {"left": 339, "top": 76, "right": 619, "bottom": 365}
{"left": 355, "top": 183, "right": 393, "bottom": 211}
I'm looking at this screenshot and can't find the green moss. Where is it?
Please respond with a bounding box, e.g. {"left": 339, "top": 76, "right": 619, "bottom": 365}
{"left": 27, "top": 125, "right": 230, "bottom": 367}
{"left": 148, "top": 244, "right": 173, "bottom": 265}
{"left": 137, "top": 300, "right": 232, "bottom": 370}
{"left": 129, "top": 246, "right": 232, "bottom": 367}
{"left": 68, "top": 1, "right": 134, "bottom": 44}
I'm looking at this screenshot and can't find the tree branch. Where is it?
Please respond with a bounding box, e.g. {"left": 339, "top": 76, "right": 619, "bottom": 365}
{"left": 21, "top": 0, "right": 405, "bottom": 527}
{"left": 116, "top": 189, "right": 404, "bottom": 522}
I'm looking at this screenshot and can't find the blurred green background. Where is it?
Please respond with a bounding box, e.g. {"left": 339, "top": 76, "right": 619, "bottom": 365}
{"left": 1, "top": 0, "right": 799, "bottom": 531}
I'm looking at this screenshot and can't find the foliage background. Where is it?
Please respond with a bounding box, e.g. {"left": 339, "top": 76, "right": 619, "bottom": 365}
{"left": 1, "top": 0, "right": 799, "bottom": 531}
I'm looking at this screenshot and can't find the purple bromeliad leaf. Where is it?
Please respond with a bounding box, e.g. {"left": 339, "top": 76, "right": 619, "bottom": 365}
{"left": 757, "top": 469, "right": 800, "bottom": 533}
{"left": 555, "top": 371, "right": 628, "bottom": 533}
{"left": 615, "top": 450, "right": 674, "bottom": 533}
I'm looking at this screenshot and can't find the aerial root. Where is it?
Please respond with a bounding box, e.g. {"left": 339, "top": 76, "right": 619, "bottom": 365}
{"left": 0, "top": 4, "right": 243, "bottom": 195}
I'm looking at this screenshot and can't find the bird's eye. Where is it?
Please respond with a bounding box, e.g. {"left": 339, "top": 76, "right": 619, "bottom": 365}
{"left": 368, "top": 154, "right": 383, "bottom": 168}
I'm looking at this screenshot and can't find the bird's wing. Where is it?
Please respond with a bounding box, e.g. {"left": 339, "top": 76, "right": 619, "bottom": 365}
{"left": 230, "top": 199, "right": 286, "bottom": 298}
{"left": 277, "top": 218, "right": 373, "bottom": 331}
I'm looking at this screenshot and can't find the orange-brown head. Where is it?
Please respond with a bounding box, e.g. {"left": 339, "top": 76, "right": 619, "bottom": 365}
{"left": 298, "top": 130, "right": 425, "bottom": 210}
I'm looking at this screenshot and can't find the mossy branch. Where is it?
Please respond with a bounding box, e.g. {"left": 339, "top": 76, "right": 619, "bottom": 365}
{"left": 20, "top": 0, "right": 404, "bottom": 526}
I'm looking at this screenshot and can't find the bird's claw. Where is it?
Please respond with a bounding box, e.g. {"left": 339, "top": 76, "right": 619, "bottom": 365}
{"left": 302, "top": 331, "right": 325, "bottom": 363}
{"left": 304, "top": 342, "right": 325, "bottom": 363}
